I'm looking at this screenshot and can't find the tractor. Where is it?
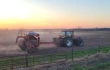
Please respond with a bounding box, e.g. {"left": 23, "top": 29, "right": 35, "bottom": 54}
{"left": 16, "top": 29, "right": 84, "bottom": 53}
{"left": 53, "top": 30, "right": 84, "bottom": 47}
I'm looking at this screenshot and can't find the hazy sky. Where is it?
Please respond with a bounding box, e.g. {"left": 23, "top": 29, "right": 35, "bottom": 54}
{"left": 0, "top": 0, "right": 110, "bottom": 29}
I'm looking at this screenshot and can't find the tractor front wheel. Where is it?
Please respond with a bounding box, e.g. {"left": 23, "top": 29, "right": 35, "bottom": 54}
{"left": 64, "top": 38, "right": 73, "bottom": 47}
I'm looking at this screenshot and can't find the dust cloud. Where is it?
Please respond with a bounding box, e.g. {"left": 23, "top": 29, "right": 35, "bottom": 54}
{"left": 0, "top": 30, "right": 99, "bottom": 50}
{"left": 0, "top": 30, "right": 59, "bottom": 55}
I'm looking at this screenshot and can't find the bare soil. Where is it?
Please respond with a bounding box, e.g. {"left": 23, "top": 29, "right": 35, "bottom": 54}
{"left": 0, "top": 30, "right": 110, "bottom": 56}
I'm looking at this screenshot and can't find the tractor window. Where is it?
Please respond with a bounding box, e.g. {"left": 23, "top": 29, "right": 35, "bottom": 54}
{"left": 61, "top": 32, "right": 65, "bottom": 36}
{"left": 66, "top": 32, "right": 72, "bottom": 37}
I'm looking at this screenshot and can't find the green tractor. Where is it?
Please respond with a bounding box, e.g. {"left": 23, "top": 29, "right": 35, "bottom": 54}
{"left": 53, "top": 30, "right": 84, "bottom": 47}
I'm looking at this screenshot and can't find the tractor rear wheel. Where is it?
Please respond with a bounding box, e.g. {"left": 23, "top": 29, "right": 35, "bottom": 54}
{"left": 76, "top": 39, "right": 84, "bottom": 46}
{"left": 64, "top": 38, "right": 73, "bottom": 47}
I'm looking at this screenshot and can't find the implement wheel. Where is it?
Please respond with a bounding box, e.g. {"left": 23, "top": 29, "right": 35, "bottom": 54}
{"left": 18, "top": 39, "right": 27, "bottom": 51}
{"left": 24, "top": 40, "right": 38, "bottom": 54}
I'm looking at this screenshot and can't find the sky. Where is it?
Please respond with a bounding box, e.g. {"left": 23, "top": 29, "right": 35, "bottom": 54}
{"left": 0, "top": 0, "right": 110, "bottom": 29}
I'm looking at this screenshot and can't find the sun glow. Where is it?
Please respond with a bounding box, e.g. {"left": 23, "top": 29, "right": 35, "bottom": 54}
{"left": 0, "top": 0, "right": 58, "bottom": 29}
{"left": 0, "top": 0, "right": 110, "bottom": 29}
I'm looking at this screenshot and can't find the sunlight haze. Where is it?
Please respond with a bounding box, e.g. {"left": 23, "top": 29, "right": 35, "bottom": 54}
{"left": 0, "top": 0, "right": 110, "bottom": 29}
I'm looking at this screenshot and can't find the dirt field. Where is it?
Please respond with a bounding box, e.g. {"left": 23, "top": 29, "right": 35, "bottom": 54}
{"left": 0, "top": 30, "right": 110, "bottom": 56}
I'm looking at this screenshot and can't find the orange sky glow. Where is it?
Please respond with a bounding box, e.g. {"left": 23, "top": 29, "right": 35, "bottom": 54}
{"left": 0, "top": 0, "right": 110, "bottom": 29}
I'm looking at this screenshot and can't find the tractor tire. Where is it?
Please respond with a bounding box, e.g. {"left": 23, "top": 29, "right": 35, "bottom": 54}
{"left": 18, "top": 39, "right": 27, "bottom": 51}
{"left": 64, "top": 38, "right": 73, "bottom": 47}
{"left": 75, "top": 39, "right": 84, "bottom": 46}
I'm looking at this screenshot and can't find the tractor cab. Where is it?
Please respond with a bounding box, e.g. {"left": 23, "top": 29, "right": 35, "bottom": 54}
{"left": 59, "top": 30, "right": 74, "bottom": 38}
